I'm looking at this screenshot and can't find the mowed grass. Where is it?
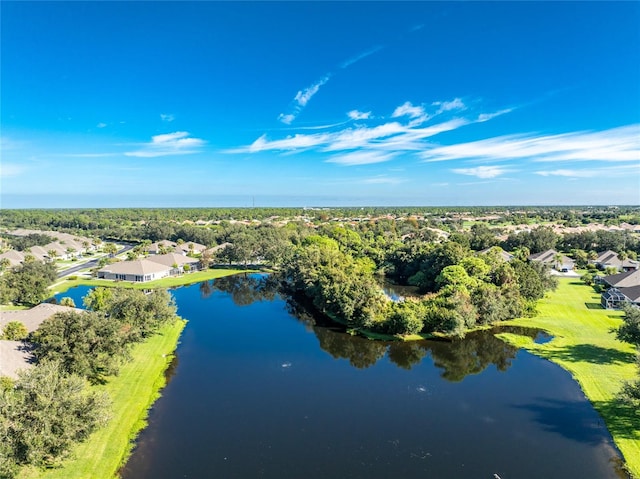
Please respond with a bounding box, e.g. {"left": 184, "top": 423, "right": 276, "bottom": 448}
{"left": 497, "top": 277, "right": 640, "bottom": 478}
{"left": 50, "top": 268, "right": 252, "bottom": 295}
{"left": 19, "top": 319, "right": 186, "bottom": 479}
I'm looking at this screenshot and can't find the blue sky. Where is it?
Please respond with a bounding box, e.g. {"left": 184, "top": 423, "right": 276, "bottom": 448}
{"left": 1, "top": 1, "right": 639, "bottom": 207}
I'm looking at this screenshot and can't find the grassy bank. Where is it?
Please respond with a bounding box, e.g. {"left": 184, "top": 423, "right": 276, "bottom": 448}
{"left": 497, "top": 278, "right": 639, "bottom": 478}
{"left": 50, "top": 268, "right": 253, "bottom": 295}
{"left": 20, "top": 318, "right": 186, "bottom": 479}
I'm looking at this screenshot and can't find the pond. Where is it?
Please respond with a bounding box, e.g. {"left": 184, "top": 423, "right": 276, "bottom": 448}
{"left": 55, "top": 276, "right": 626, "bottom": 478}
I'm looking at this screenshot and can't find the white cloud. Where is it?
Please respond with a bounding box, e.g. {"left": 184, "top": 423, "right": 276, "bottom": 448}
{"left": 279, "top": 75, "right": 332, "bottom": 124}
{"left": 278, "top": 114, "right": 296, "bottom": 125}
{"left": 452, "top": 165, "right": 511, "bottom": 179}
{"left": 326, "top": 151, "right": 399, "bottom": 166}
{"left": 233, "top": 117, "right": 471, "bottom": 155}
{"left": 295, "top": 75, "right": 331, "bottom": 107}
{"left": 97, "top": 122, "right": 107, "bottom": 128}
{"left": 535, "top": 169, "right": 597, "bottom": 178}
{"left": 125, "top": 131, "right": 205, "bottom": 158}
{"left": 433, "top": 98, "right": 466, "bottom": 114}
{"left": 391, "top": 101, "right": 429, "bottom": 126}
{"left": 477, "top": 108, "right": 513, "bottom": 122}
{"left": 0, "top": 163, "right": 26, "bottom": 177}
{"left": 347, "top": 110, "right": 372, "bottom": 121}
{"left": 160, "top": 114, "right": 175, "bottom": 122}
{"left": 422, "top": 124, "right": 640, "bottom": 163}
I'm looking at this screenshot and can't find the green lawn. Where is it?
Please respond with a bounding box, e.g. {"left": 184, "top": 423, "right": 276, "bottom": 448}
{"left": 50, "top": 268, "right": 253, "bottom": 295}
{"left": 497, "top": 278, "right": 640, "bottom": 478}
{"left": 20, "top": 319, "right": 186, "bottom": 479}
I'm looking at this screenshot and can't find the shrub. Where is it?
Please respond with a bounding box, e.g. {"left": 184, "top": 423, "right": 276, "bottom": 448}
{"left": 2, "top": 321, "right": 28, "bottom": 340}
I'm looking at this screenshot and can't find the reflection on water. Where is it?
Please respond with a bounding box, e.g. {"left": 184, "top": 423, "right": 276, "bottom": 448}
{"left": 57, "top": 277, "right": 626, "bottom": 479}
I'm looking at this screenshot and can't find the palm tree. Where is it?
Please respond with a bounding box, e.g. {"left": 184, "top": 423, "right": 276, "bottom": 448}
{"left": 554, "top": 252, "right": 564, "bottom": 271}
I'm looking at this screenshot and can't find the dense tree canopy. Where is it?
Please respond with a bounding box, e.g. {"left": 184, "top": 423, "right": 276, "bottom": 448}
{"left": 0, "top": 361, "right": 110, "bottom": 478}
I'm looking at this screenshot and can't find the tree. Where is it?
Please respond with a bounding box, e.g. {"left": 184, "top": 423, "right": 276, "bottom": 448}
{"left": 616, "top": 305, "right": 640, "bottom": 346}
{"left": 1, "top": 321, "right": 28, "bottom": 340}
{"left": 33, "top": 311, "right": 128, "bottom": 382}
{"left": 0, "top": 361, "right": 110, "bottom": 476}
{"left": 1, "top": 261, "right": 57, "bottom": 306}
{"left": 615, "top": 306, "right": 640, "bottom": 407}
{"left": 59, "top": 297, "right": 76, "bottom": 307}
{"left": 85, "top": 288, "right": 177, "bottom": 343}
{"left": 103, "top": 242, "right": 117, "bottom": 257}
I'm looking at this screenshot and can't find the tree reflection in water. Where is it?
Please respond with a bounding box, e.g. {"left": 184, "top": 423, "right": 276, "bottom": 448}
{"left": 201, "top": 273, "right": 280, "bottom": 306}
{"left": 206, "top": 274, "right": 545, "bottom": 381}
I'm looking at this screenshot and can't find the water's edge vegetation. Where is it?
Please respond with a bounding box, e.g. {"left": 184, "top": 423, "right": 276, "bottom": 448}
{"left": 19, "top": 319, "right": 185, "bottom": 479}
{"left": 498, "top": 278, "right": 639, "bottom": 479}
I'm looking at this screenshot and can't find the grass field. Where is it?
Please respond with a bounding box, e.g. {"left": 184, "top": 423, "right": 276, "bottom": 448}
{"left": 497, "top": 277, "right": 640, "bottom": 478}
{"left": 50, "top": 268, "right": 252, "bottom": 295}
{"left": 19, "top": 319, "right": 186, "bottom": 479}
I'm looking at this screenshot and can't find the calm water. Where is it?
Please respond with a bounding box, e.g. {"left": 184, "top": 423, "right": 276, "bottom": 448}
{"left": 56, "top": 277, "right": 625, "bottom": 478}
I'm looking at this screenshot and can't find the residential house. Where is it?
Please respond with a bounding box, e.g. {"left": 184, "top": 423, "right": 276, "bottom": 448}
{"left": 175, "top": 242, "right": 207, "bottom": 256}
{"left": 0, "top": 303, "right": 84, "bottom": 334}
{"left": 601, "top": 286, "right": 640, "bottom": 309}
{"left": 97, "top": 259, "right": 172, "bottom": 282}
{"left": 479, "top": 247, "right": 514, "bottom": 262}
{"left": 592, "top": 250, "right": 639, "bottom": 272}
{"left": 528, "top": 249, "right": 575, "bottom": 271}
{"left": 599, "top": 269, "right": 640, "bottom": 309}
{"left": 96, "top": 253, "right": 200, "bottom": 282}
{"left": 0, "top": 250, "right": 25, "bottom": 268}
{"left": 599, "top": 269, "right": 640, "bottom": 289}
{"left": 146, "top": 253, "right": 200, "bottom": 273}
{"left": 147, "top": 240, "right": 178, "bottom": 255}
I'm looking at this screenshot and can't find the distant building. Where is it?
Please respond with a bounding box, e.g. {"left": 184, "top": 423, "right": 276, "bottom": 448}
{"left": 528, "top": 249, "right": 575, "bottom": 271}
{"left": 97, "top": 253, "right": 200, "bottom": 282}
{"left": 592, "top": 250, "right": 639, "bottom": 272}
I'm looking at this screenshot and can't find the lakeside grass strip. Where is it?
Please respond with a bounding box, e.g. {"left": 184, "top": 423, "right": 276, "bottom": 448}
{"left": 19, "top": 319, "right": 186, "bottom": 479}
{"left": 497, "top": 277, "right": 640, "bottom": 479}
{"left": 50, "top": 268, "right": 253, "bottom": 295}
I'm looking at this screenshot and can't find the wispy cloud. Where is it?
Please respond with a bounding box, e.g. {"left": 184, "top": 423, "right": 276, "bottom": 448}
{"left": 433, "top": 98, "right": 466, "bottom": 115}
{"left": 535, "top": 163, "right": 640, "bottom": 179}
{"left": 340, "top": 45, "right": 383, "bottom": 69}
{"left": 361, "top": 175, "right": 405, "bottom": 185}
{"left": 97, "top": 122, "right": 107, "bottom": 128}
{"left": 326, "top": 151, "right": 399, "bottom": 166}
{"left": 452, "top": 165, "right": 512, "bottom": 179}
{"left": 160, "top": 113, "right": 175, "bottom": 122}
{"left": 392, "top": 101, "right": 429, "bottom": 126}
{"left": 279, "top": 45, "right": 384, "bottom": 125}
{"left": 348, "top": 110, "right": 372, "bottom": 121}
{"left": 279, "top": 75, "right": 332, "bottom": 124}
{"left": 125, "top": 131, "right": 205, "bottom": 158}
{"left": 422, "top": 124, "right": 640, "bottom": 163}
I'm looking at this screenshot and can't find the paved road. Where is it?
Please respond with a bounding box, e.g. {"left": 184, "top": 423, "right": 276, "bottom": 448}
{"left": 56, "top": 243, "right": 135, "bottom": 278}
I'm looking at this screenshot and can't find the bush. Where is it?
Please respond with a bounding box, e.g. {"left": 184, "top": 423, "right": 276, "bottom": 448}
{"left": 2, "top": 321, "right": 28, "bottom": 341}
{"left": 67, "top": 275, "right": 78, "bottom": 281}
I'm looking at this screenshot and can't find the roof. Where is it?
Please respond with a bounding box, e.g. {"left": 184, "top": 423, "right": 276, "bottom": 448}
{"left": 0, "top": 303, "right": 84, "bottom": 333}
{"left": 0, "top": 250, "right": 25, "bottom": 267}
{"left": 147, "top": 253, "right": 200, "bottom": 267}
{"left": 0, "top": 340, "right": 34, "bottom": 379}
{"left": 528, "top": 249, "right": 574, "bottom": 266}
{"left": 479, "top": 247, "right": 514, "bottom": 262}
{"left": 602, "top": 269, "right": 640, "bottom": 288}
{"left": 619, "top": 285, "right": 640, "bottom": 302}
{"left": 98, "top": 259, "right": 171, "bottom": 276}
{"left": 595, "top": 250, "right": 639, "bottom": 269}
{"left": 175, "top": 242, "right": 206, "bottom": 253}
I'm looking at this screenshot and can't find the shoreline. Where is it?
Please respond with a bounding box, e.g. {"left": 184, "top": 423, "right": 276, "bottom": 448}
{"left": 496, "top": 278, "right": 639, "bottom": 479}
